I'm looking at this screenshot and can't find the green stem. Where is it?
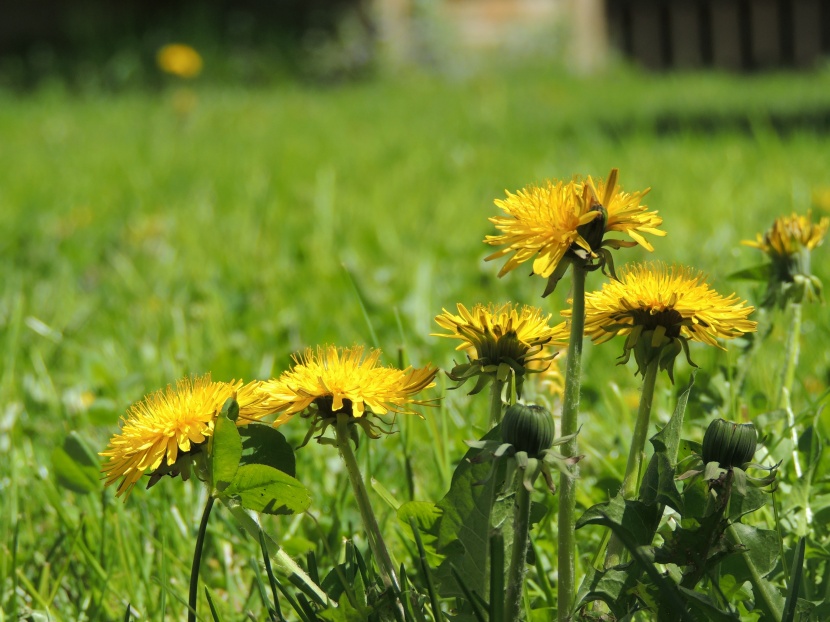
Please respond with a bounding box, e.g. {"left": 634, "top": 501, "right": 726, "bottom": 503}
{"left": 605, "top": 356, "right": 659, "bottom": 567}
{"left": 188, "top": 494, "right": 216, "bottom": 622}
{"left": 558, "top": 266, "right": 586, "bottom": 622}
{"left": 778, "top": 302, "right": 805, "bottom": 480}
{"left": 489, "top": 377, "right": 506, "bottom": 428}
{"left": 334, "top": 414, "right": 399, "bottom": 592}
{"left": 726, "top": 523, "right": 783, "bottom": 621}
{"left": 505, "top": 484, "right": 532, "bottom": 622}
{"left": 777, "top": 302, "right": 801, "bottom": 411}
{"left": 621, "top": 356, "right": 660, "bottom": 500}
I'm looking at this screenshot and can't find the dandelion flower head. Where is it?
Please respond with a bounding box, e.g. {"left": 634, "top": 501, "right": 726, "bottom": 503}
{"left": 101, "top": 375, "right": 269, "bottom": 498}
{"left": 566, "top": 262, "right": 756, "bottom": 378}
{"left": 743, "top": 210, "right": 829, "bottom": 258}
{"left": 433, "top": 302, "right": 568, "bottom": 396}
{"left": 259, "top": 345, "right": 438, "bottom": 430}
{"left": 484, "top": 169, "right": 664, "bottom": 294}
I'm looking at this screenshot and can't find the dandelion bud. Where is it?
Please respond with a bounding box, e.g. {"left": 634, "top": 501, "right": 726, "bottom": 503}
{"left": 702, "top": 418, "right": 757, "bottom": 468}
{"left": 502, "top": 403, "right": 554, "bottom": 456}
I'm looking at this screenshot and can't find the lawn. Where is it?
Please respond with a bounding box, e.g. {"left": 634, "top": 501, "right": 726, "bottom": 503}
{"left": 1, "top": 61, "right": 829, "bottom": 620}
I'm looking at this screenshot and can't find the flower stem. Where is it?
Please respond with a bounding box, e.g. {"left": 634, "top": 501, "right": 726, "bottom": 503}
{"left": 778, "top": 302, "right": 805, "bottom": 481}
{"left": 558, "top": 266, "right": 586, "bottom": 622}
{"left": 604, "top": 355, "right": 659, "bottom": 567}
{"left": 489, "top": 377, "right": 506, "bottom": 428}
{"left": 188, "top": 494, "right": 216, "bottom": 622}
{"left": 505, "top": 483, "right": 532, "bottom": 622}
{"left": 334, "top": 414, "right": 400, "bottom": 592}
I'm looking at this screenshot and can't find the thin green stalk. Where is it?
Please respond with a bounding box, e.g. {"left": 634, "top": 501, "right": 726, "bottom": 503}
{"left": 334, "top": 414, "right": 400, "bottom": 592}
{"left": 504, "top": 484, "right": 532, "bottom": 622}
{"left": 726, "top": 524, "right": 783, "bottom": 621}
{"left": 778, "top": 302, "right": 805, "bottom": 480}
{"left": 489, "top": 377, "right": 506, "bottom": 428}
{"left": 605, "top": 356, "right": 659, "bottom": 567}
{"left": 558, "top": 266, "right": 586, "bottom": 622}
{"left": 188, "top": 494, "right": 216, "bottom": 622}
{"left": 621, "top": 357, "right": 660, "bottom": 500}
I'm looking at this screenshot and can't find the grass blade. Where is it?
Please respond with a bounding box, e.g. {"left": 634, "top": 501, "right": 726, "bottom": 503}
{"left": 781, "top": 536, "right": 806, "bottom": 622}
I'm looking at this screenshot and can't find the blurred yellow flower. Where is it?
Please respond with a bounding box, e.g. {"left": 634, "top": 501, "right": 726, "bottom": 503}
{"left": 101, "top": 376, "right": 268, "bottom": 498}
{"left": 484, "top": 169, "right": 664, "bottom": 294}
{"left": 157, "top": 43, "right": 203, "bottom": 79}
{"left": 742, "top": 210, "right": 829, "bottom": 258}
{"left": 259, "top": 346, "right": 438, "bottom": 429}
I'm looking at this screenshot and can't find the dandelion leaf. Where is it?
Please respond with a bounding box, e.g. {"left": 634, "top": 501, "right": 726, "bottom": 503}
{"left": 223, "top": 464, "right": 311, "bottom": 516}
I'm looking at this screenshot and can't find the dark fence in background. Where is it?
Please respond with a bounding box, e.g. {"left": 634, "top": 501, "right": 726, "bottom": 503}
{"left": 606, "top": 0, "right": 830, "bottom": 70}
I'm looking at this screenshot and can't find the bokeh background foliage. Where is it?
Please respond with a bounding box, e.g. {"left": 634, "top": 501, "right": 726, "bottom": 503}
{"left": 2, "top": 16, "right": 830, "bottom": 617}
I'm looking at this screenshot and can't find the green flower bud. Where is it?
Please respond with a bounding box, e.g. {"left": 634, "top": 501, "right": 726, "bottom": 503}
{"left": 702, "top": 418, "right": 757, "bottom": 468}
{"left": 502, "top": 403, "right": 554, "bottom": 456}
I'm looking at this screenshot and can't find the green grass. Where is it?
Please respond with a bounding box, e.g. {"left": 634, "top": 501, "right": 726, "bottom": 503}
{"left": 2, "top": 62, "right": 829, "bottom": 619}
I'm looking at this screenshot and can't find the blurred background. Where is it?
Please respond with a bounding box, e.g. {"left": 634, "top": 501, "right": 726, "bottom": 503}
{"left": 2, "top": 0, "right": 829, "bottom": 89}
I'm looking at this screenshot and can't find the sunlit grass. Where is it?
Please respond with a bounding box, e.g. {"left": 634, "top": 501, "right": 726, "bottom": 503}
{"left": 2, "top": 62, "right": 829, "bottom": 618}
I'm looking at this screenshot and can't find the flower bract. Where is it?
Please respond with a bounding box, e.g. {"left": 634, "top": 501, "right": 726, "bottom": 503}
{"left": 101, "top": 375, "right": 269, "bottom": 498}
{"left": 568, "top": 262, "right": 757, "bottom": 379}
{"left": 258, "top": 345, "right": 437, "bottom": 438}
{"left": 484, "top": 169, "right": 665, "bottom": 295}
{"left": 433, "top": 302, "right": 568, "bottom": 396}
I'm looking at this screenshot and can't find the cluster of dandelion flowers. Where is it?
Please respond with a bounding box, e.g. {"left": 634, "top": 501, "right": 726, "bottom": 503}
{"left": 433, "top": 302, "right": 568, "bottom": 396}
{"left": 484, "top": 169, "right": 665, "bottom": 295}
{"left": 157, "top": 43, "right": 203, "bottom": 79}
{"left": 567, "top": 262, "right": 757, "bottom": 378}
{"left": 258, "top": 345, "right": 438, "bottom": 436}
{"left": 101, "top": 375, "right": 272, "bottom": 498}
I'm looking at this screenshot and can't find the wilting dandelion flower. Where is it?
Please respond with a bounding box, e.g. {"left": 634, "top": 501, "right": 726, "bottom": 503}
{"left": 157, "top": 43, "right": 203, "bottom": 78}
{"left": 742, "top": 211, "right": 828, "bottom": 306}
{"left": 258, "top": 345, "right": 437, "bottom": 439}
{"left": 566, "top": 262, "right": 757, "bottom": 380}
{"left": 484, "top": 169, "right": 665, "bottom": 295}
{"left": 101, "top": 375, "right": 270, "bottom": 498}
{"left": 433, "top": 302, "right": 568, "bottom": 397}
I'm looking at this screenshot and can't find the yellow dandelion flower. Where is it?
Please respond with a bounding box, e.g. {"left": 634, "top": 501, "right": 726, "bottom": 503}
{"left": 157, "top": 43, "right": 203, "bottom": 79}
{"left": 259, "top": 346, "right": 438, "bottom": 430}
{"left": 742, "top": 211, "right": 828, "bottom": 306}
{"left": 484, "top": 169, "right": 665, "bottom": 295}
{"left": 743, "top": 211, "right": 829, "bottom": 258}
{"left": 565, "top": 262, "right": 756, "bottom": 379}
{"left": 433, "top": 302, "right": 568, "bottom": 396}
{"left": 101, "top": 375, "right": 268, "bottom": 498}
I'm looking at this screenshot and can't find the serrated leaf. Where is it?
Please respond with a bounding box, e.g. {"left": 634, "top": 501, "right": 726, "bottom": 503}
{"left": 728, "top": 484, "right": 769, "bottom": 521}
{"left": 211, "top": 414, "right": 242, "bottom": 491}
{"left": 574, "top": 564, "right": 638, "bottom": 617}
{"left": 576, "top": 494, "right": 660, "bottom": 549}
{"left": 238, "top": 423, "right": 295, "bottom": 476}
{"left": 429, "top": 426, "right": 512, "bottom": 603}
{"left": 224, "top": 464, "right": 311, "bottom": 515}
{"left": 52, "top": 432, "right": 100, "bottom": 495}
{"left": 639, "top": 452, "right": 683, "bottom": 513}
{"left": 721, "top": 523, "right": 780, "bottom": 582}
{"left": 677, "top": 586, "right": 740, "bottom": 621}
